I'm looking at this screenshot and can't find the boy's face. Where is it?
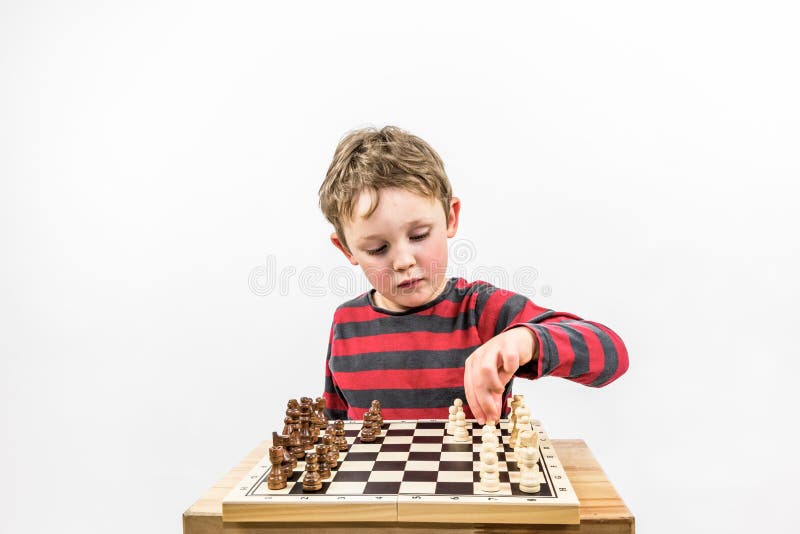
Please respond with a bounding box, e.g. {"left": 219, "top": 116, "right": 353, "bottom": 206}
{"left": 331, "top": 188, "right": 460, "bottom": 312}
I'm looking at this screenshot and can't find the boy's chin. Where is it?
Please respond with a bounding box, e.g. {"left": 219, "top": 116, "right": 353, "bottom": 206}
{"left": 377, "top": 289, "right": 434, "bottom": 311}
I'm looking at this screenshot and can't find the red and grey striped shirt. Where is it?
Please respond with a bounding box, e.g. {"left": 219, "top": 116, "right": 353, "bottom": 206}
{"left": 323, "top": 277, "right": 628, "bottom": 421}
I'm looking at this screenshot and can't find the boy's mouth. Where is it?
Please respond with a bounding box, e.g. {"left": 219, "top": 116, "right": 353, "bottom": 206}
{"left": 397, "top": 278, "right": 422, "bottom": 289}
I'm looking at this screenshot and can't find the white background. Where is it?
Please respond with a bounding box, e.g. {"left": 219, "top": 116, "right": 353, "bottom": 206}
{"left": 2, "top": 1, "right": 799, "bottom": 532}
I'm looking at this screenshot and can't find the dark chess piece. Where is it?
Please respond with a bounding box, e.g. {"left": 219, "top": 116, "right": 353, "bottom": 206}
{"left": 314, "top": 397, "right": 328, "bottom": 429}
{"left": 334, "top": 420, "right": 348, "bottom": 451}
{"left": 283, "top": 400, "right": 299, "bottom": 435}
{"left": 273, "top": 432, "right": 296, "bottom": 478}
{"left": 360, "top": 426, "right": 376, "bottom": 442}
{"left": 298, "top": 403, "right": 314, "bottom": 451}
{"left": 370, "top": 400, "right": 383, "bottom": 427}
{"left": 369, "top": 412, "right": 381, "bottom": 436}
{"left": 302, "top": 452, "right": 323, "bottom": 492}
{"left": 300, "top": 397, "right": 321, "bottom": 443}
{"left": 315, "top": 443, "right": 331, "bottom": 479}
{"left": 322, "top": 432, "right": 338, "bottom": 463}
{"left": 287, "top": 420, "right": 304, "bottom": 459}
{"left": 360, "top": 413, "right": 376, "bottom": 442}
{"left": 267, "top": 446, "right": 287, "bottom": 490}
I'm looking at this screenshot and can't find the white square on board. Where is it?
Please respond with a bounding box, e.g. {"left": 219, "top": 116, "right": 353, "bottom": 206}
{"left": 338, "top": 461, "right": 375, "bottom": 471}
{"left": 368, "top": 470, "right": 405, "bottom": 482}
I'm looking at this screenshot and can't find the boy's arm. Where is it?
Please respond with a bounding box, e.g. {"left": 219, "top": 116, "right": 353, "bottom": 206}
{"left": 465, "top": 288, "right": 628, "bottom": 423}
{"left": 322, "top": 325, "right": 349, "bottom": 420}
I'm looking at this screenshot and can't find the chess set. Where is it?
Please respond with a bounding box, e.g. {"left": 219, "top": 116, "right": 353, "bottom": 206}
{"left": 222, "top": 396, "right": 579, "bottom": 525}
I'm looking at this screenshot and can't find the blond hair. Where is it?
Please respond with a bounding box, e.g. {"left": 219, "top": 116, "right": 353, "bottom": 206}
{"left": 319, "top": 125, "right": 452, "bottom": 250}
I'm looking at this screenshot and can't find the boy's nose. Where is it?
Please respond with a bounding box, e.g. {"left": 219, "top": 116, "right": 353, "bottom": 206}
{"left": 392, "top": 249, "right": 416, "bottom": 272}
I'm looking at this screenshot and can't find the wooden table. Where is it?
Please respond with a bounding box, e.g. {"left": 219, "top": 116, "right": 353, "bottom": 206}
{"left": 183, "top": 439, "right": 634, "bottom": 534}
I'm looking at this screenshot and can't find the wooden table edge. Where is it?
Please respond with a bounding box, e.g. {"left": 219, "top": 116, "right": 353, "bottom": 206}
{"left": 183, "top": 439, "right": 634, "bottom": 533}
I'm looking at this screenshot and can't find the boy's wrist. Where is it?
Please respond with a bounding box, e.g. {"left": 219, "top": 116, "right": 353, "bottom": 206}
{"left": 510, "top": 325, "right": 538, "bottom": 366}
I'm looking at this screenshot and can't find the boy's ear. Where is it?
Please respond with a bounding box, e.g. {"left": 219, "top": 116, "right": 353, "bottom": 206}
{"left": 446, "top": 197, "right": 461, "bottom": 238}
{"left": 330, "top": 232, "right": 359, "bottom": 266}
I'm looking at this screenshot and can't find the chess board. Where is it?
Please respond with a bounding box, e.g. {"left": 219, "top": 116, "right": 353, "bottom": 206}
{"left": 223, "top": 419, "right": 579, "bottom": 525}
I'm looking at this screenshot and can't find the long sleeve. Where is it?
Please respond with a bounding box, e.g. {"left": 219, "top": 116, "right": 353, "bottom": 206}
{"left": 475, "top": 285, "right": 628, "bottom": 387}
{"left": 322, "top": 325, "right": 349, "bottom": 419}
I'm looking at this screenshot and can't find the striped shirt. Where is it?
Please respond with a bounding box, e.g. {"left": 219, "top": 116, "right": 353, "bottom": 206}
{"left": 323, "top": 277, "right": 628, "bottom": 421}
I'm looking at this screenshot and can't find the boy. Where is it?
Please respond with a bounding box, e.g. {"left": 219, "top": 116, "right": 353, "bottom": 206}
{"left": 319, "top": 126, "right": 628, "bottom": 425}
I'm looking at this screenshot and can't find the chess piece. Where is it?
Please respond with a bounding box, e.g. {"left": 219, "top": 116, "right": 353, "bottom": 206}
{"left": 315, "top": 397, "right": 328, "bottom": 429}
{"left": 446, "top": 405, "right": 457, "bottom": 435}
{"left": 481, "top": 422, "right": 500, "bottom": 451}
{"left": 368, "top": 411, "right": 382, "bottom": 436}
{"left": 287, "top": 421, "right": 304, "bottom": 459}
{"left": 273, "top": 432, "right": 297, "bottom": 477}
{"left": 509, "top": 395, "right": 523, "bottom": 437}
{"left": 370, "top": 400, "right": 383, "bottom": 428}
{"left": 333, "top": 420, "right": 348, "bottom": 451}
{"left": 454, "top": 410, "right": 469, "bottom": 442}
{"left": 518, "top": 446, "right": 542, "bottom": 493}
{"left": 360, "top": 413, "right": 377, "bottom": 442}
{"left": 302, "top": 452, "right": 323, "bottom": 492}
{"left": 315, "top": 443, "right": 331, "bottom": 479}
{"left": 322, "top": 433, "right": 339, "bottom": 463}
{"left": 267, "top": 446, "right": 287, "bottom": 490}
{"left": 479, "top": 433, "right": 501, "bottom": 493}
{"left": 517, "top": 428, "right": 534, "bottom": 450}
{"left": 298, "top": 403, "right": 314, "bottom": 450}
{"left": 514, "top": 406, "right": 532, "bottom": 450}
{"left": 322, "top": 434, "right": 339, "bottom": 470}
{"left": 283, "top": 400, "right": 299, "bottom": 434}
{"left": 281, "top": 416, "right": 293, "bottom": 438}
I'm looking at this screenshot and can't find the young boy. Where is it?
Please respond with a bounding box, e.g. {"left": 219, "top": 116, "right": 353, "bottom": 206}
{"left": 319, "top": 126, "right": 628, "bottom": 425}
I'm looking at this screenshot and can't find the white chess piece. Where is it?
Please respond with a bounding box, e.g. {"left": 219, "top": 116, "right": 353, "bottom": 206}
{"left": 447, "top": 405, "right": 457, "bottom": 435}
{"left": 518, "top": 446, "right": 542, "bottom": 493}
{"left": 517, "top": 428, "right": 533, "bottom": 450}
{"left": 513, "top": 406, "right": 532, "bottom": 449}
{"left": 509, "top": 395, "right": 523, "bottom": 436}
{"left": 479, "top": 453, "right": 500, "bottom": 492}
{"left": 481, "top": 422, "right": 500, "bottom": 452}
{"left": 453, "top": 410, "right": 469, "bottom": 442}
{"left": 479, "top": 421, "right": 501, "bottom": 492}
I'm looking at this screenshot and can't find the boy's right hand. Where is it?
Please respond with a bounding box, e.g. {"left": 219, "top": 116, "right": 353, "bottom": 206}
{"left": 463, "top": 327, "right": 537, "bottom": 424}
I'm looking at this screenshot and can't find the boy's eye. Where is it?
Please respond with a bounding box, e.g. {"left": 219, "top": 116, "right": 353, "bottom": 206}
{"left": 365, "top": 232, "right": 429, "bottom": 256}
{"left": 410, "top": 232, "right": 430, "bottom": 241}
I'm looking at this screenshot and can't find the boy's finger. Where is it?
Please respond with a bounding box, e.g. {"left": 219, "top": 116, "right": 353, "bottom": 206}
{"left": 479, "top": 355, "right": 506, "bottom": 394}
{"left": 498, "top": 352, "right": 520, "bottom": 384}
{"left": 482, "top": 392, "right": 501, "bottom": 424}
{"left": 463, "top": 365, "right": 485, "bottom": 424}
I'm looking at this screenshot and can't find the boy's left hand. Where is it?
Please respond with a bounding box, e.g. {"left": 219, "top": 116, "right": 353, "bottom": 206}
{"left": 464, "top": 327, "right": 537, "bottom": 424}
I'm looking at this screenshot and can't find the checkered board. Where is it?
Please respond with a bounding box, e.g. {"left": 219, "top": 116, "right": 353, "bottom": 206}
{"left": 223, "top": 419, "right": 579, "bottom": 525}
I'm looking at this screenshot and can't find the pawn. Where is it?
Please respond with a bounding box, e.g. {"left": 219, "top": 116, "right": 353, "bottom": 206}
{"left": 315, "top": 443, "right": 331, "bottom": 479}
{"left": 325, "top": 441, "right": 339, "bottom": 472}
{"left": 302, "top": 452, "right": 323, "bottom": 492}
{"left": 370, "top": 400, "right": 383, "bottom": 426}
{"left": 453, "top": 398, "right": 464, "bottom": 416}
{"left": 333, "top": 420, "right": 348, "bottom": 451}
{"left": 518, "top": 447, "right": 542, "bottom": 493}
{"left": 454, "top": 410, "right": 469, "bottom": 442}
{"left": 370, "top": 412, "right": 382, "bottom": 436}
{"left": 267, "top": 446, "right": 287, "bottom": 490}
{"left": 479, "top": 450, "right": 500, "bottom": 492}
{"left": 446, "top": 405, "right": 457, "bottom": 435}
{"left": 322, "top": 433, "right": 338, "bottom": 462}
{"left": 481, "top": 422, "right": 499, "bottom": 451}
{"left": 360, "top": 425, "right": 376, "bottom": 443}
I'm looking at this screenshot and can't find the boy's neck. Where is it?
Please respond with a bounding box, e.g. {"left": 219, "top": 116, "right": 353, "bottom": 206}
{"left": 372, "top": 276, "right": 453, "bottom": 312}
